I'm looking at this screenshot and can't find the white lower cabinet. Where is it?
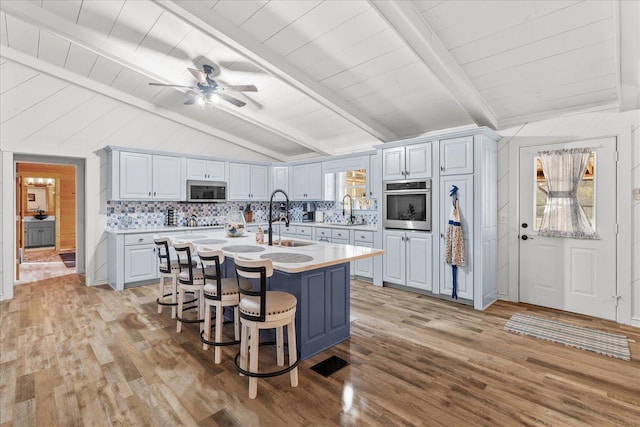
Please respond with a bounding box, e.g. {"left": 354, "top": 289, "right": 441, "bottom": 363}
{"left": 123, "top": 233, "right": 159, "bottom": 284}
{"left": 109, "top": 231, "right": 185, "bottom": 290}
{"left": 124, "top": 244, "right": 157, "bottom": 283}
{"left": 383, "top": 230, "right": 433, "bottom": 291}
{"left": 354, "top": 230, "right": 374, "bottom": 279}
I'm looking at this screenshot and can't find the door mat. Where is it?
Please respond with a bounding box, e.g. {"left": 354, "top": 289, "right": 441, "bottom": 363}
{"left": 310, "top": 355, "right": 350, "bottom": 377}
{"left": 505, "top": 313, "right": 631, "bottom": 361}
{"left": 59, "top": 252, "right": 75, "bottom": 268}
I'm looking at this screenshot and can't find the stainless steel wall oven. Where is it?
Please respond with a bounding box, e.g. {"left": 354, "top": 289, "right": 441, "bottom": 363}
{"left": 383, "top": 179, "right": 432, "bottom": 231}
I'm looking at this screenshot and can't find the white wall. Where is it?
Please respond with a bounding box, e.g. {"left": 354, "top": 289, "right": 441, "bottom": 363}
{"left": 632, "top": 121, "right": 640, "bottom": 326}
{"left": 497, "top": 110, "right": 640, "bottom": 326}
{"left": 1, "top": 143, "right": 274, "bottom": 302}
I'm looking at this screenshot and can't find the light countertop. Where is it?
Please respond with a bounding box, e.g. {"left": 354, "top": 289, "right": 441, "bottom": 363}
{"left": 171, "top": 231, "right": 383, "bottom": 274}
{"left": 24, "top": 216, "right": 55, "bottom": 222}
{"left": 106, "top": 221, "right": 377, "bottom": 235}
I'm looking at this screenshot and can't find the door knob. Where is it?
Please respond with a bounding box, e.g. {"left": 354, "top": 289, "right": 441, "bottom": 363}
{"left": 521, "top": 235, "right": 533, "bottom": 240}
{"left": 521, "top": 223, "right": 528, "bottom": 228}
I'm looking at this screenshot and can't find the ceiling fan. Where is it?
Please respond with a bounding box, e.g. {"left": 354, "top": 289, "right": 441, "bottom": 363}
{"left": 148, "top": 64, "right": 257, "bottom": 108}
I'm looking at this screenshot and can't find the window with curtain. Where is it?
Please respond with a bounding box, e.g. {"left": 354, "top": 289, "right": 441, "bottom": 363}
{"left": 534, "top": 147, "right": 599, "bottom": 239}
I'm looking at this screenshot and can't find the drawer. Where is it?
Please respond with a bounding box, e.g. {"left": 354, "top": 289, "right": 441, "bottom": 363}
{"left": 332, "top": 238, "right": 350, "bottom": 245}
{"left": 296, "top": 226, "right": 312, "bottom": 237}
{"left": 281, "top": 225, "right": 295, "bottom": 234}
{"left": 125, "top": 234, "right": 156, "bottom": 245}
{"left": 315, "top": 228, "right": 331, "bottom": 238}
{"left": 331, "top": 229, "right": 350, "bottom": 241}
{"left": 354, "top": 230, "right": 374, "bottom": 244}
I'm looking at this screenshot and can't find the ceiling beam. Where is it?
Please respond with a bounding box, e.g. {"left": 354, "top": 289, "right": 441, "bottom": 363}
{"left": 0, "top": 0, "right": 325, "bottom": 157}
{"left": 155, "top": 0, "right": 399, "bottom": 143}
{"left": 369, "top": 0, "right": 499, "bottom": 130}
{"left": 1, "top": 46, "right": 287, "bottom": 161}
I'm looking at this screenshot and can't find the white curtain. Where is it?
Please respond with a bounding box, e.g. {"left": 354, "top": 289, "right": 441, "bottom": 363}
{"left": 538, "top": 147, "right": 599, "bottom": 239}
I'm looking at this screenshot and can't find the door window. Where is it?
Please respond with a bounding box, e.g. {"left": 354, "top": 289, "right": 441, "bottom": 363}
{"left": 534, "top": 149, "right": 597, "bottom": 238}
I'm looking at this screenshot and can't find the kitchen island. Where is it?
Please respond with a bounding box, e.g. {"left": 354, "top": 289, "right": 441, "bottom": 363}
{"left": 173, "top": 231, "right": 383, "bottom": 360}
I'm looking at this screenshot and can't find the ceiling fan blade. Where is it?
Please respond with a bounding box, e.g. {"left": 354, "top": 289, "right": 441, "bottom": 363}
{"left": 218, "top": 93, "right": 247, "bottom": 107}
{"left": 187, "top": 68, "right": 208, "bottom": 85}
{"left": 217, "top": 84, "right": 258, "bottom": 92}
{"left": 148, "top": 82, "right": 197, "bottom": 89}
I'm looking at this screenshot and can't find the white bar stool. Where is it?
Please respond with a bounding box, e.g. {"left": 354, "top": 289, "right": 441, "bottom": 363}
{"left": 198, "top": 249, "right": 252, "bottom": 364}
{"left": 233, "top": 258, "right": 299, "bottom": 399}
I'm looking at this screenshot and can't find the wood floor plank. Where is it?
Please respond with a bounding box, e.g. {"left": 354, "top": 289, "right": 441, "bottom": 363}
{"left": 1, "top": 275, "right": 639, "bottom": 426}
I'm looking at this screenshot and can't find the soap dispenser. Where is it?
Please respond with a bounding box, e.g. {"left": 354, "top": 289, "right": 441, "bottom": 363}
{"left": 256, "top": 224, "right": 264, "bottom": 244}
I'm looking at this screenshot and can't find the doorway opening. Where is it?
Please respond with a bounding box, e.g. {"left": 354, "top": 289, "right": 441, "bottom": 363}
{"left": 13, "top": 155, "right": 85, "bottom": 284}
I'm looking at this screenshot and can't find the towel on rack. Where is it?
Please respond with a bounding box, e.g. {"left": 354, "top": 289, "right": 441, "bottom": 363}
{"left": 444, "top": 199, "right": 465, "bottom": 299}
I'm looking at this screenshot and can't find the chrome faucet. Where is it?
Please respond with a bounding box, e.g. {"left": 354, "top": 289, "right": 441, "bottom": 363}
{"left": 342, "top": 194, "right": 355, "bottom": 224}
{"left": 268, "top": 189, "right": 290, "bottom": 246}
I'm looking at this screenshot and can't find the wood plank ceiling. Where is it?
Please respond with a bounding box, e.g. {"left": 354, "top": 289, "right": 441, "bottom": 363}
{"left": 1, "top": 1, "right": 638, "bottom": 162}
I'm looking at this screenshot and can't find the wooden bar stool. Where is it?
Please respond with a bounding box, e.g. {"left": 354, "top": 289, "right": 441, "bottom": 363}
{"left": 154, "top": 236, "right": 196, "bottom": 318}
{"left": 198, "top": 249, "right": 252, "bottom": 364}
{"left": 173, "top": 242, "right": 208, "bottom": 333}
{"left": 233, "top": 258, "right": 299, "bottom": 399}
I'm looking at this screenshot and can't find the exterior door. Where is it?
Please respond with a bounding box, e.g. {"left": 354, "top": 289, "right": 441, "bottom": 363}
{"left": 518, "top": 138, "right": 617, "bottom": 320}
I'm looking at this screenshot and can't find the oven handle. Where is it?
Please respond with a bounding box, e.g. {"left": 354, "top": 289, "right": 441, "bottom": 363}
{"left": 383, "top": 190, "right": 431, "bottom": 195}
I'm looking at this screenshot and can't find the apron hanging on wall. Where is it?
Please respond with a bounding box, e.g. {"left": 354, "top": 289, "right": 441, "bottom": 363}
{"left": 444, "top": 185, "right": 465, "bottom": 299}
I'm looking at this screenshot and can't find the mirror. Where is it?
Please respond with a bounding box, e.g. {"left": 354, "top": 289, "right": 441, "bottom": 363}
{"left": 24, "top": 177, "right": 56, "bottom": 214}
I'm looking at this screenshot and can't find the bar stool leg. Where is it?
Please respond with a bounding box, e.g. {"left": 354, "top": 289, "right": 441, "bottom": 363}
{"left": 276, "top": 326, "right": 284, "bottom": 366}
{"left": 203, "top": 301, "right": 212, "bottom": 351}
{"left": 198, "top": 289, "right": 205, "bottom": 333}
{"left": 249, "top": 323, "right": 259, "bottom": 399}
{"left": 176, "top": 287, "right": 184, "bottom": 333}
{"left": 157, "top": 276, "right": 165, "bottom": 314}
{"left": 233, "top": 308, "right": 240, "bottom": 341}
{"left": 170, "top": 275, "right": 177, "bottom": 319}
{"left": 239, "top": 322, "right": 249, "bottom": 376}
{"left": 214, "top": 303, "right": 223, "bottom": 364}
{"left": 288, "top": 319, "right": 298, "bottom": 387}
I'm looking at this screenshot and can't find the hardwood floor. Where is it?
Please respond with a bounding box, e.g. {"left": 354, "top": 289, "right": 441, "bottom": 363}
{"left": 1, "top": 275, "right": 639, "bottom": 426}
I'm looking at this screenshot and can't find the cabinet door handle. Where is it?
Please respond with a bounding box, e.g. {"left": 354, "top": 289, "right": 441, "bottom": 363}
{"left": 405, "top": 170, "right": 409, "bottom": 176}
{"left": 138, "top": 238, "right": 144, "bottom": 242}
{"left": 148, "top": 192, "right": 151, "bottom": 196}
{"left": 440, "top": 166, "right": 444, "bottom": 172}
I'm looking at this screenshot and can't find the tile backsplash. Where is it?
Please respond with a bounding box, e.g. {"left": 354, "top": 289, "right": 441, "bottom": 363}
{"left": 106, "top": 200, "right": 378, "bottom": 228}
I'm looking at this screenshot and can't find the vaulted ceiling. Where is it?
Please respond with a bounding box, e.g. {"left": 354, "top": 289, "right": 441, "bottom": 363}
{"left": 1, "top": 1, "right": 638, "bottom": 162}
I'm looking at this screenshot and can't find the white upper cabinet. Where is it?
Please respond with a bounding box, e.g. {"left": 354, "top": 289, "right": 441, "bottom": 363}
{"left": 228, "top": 163, "right": 269, "bottom": 200}
{"left": 270, "top": 165, "right": 289, "bottom": 200}
{"left": 119, "top": 152, "right": 153, "bottom": 200}
{"left": 368, "top": 153, "right": 381, "bottom": 198}
{"left": 291, "top": 162, "right": 322, "bottom": 200}
{"left": 440, "top": 136, "right": 473, "bottom": 175}
{"left": 152, "top": 155, "right": 184, "bottom": 200}
{"left": 186, "top": 158, "right": 225, "bottom": 181}
{"left": 383, "top": 142, "right": 432, "bottom": 180}
{"left": 113, "top": 151, "right": 184, "bottom": 201}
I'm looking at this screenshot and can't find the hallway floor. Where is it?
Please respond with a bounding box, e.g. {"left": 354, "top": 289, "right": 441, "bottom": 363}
{"left": 17, "top": 247, "right": 75, "bottom": 284}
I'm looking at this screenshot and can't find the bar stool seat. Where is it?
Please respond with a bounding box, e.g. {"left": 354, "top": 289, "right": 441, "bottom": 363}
{"left": 198, "top": 249, "right": 252, "bottom": 364}
{"left": 233, "top": 258, "right": 299, "bottom": 399}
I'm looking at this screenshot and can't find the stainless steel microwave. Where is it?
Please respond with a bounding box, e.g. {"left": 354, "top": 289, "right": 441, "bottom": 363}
{"left": 187, "top": 180, "right": 227, "bottom": 202}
